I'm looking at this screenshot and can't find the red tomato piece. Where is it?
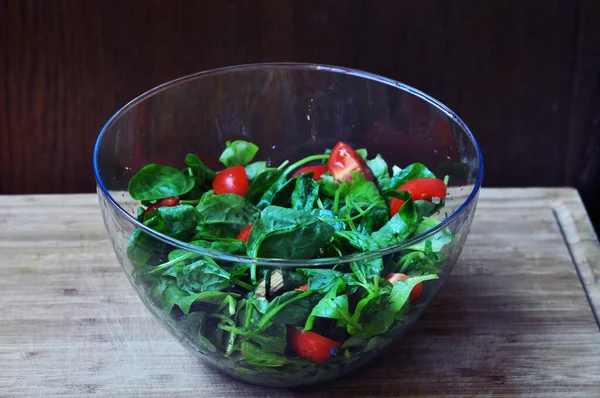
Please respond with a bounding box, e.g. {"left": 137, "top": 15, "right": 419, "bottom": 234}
{"left": 397, "top": 178, "right": 447, "bottom": 201}
{"left": 291, "top": 165, "right": 328, "bottom": 181}
{"left": 143, "top": 197, "right": 179, "bottom": 221}
{"left": 295, "top": 284, "right": 308, "bottom": 291}
{"left": 236, "top": 224, "right": 253, "bottom": 242}
{"left": 212, "top": 166, "right": 249, "bottom": 196}
{"left": 385, "top": 273, "right": 423, "bottom": 301}
{"left": 327, "top": 142, "right": 375, "bottom": 182}
{"left": 288, "top": 327, "right": 341, "bottom": 363}
{"left": 389, "top": 198, "right": 406, "bottom": 217}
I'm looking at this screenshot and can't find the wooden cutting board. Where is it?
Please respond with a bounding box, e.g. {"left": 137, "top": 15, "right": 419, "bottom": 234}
{"left": 1, "top": 188, "right": 599, "bottom": 397}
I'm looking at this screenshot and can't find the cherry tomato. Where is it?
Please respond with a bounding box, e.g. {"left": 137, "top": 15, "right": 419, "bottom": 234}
{"left": 288, "top": 327, "right": 341, "bottom": 363}
{"left": 292, "top": 165, "right": 327, "bottom": 181}
{"left": 327, "top": 142, "right": 375, "bottom": 182}
{"left": 389, "top": 198, "right": 406, "bottom": 217}
{"left": 143, "top": 197, "right": 179, "bottom": 221}
{"left": 398, "top": 178, "right": 447, "bottom": 201}
{"left": 212, "top": 166, "right": 249, "bottom": 196}
{"left": 236, "top": 224, "right": 253, "bottom": 242}
{"left": 296, "top": 284, "right": 308, "bottom": 291}
{"left": 385, "top": 273, "right": 423, "bottom": 301}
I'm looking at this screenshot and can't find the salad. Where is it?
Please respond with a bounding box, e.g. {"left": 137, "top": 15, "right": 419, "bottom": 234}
{"left": 126, "top": 140, "right": 452, "bottom": 384}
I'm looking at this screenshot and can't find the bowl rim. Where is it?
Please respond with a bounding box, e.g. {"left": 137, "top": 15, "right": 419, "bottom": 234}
{"left": 93, "top": 62, "right": 484, "bottom": 266}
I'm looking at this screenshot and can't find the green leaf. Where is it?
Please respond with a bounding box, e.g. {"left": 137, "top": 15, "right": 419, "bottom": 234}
{"left": 219, "top": 140, "right": 259, "bottom": 167}
{"left": 245, "top": 161, "right": 268, "bottom": 180}
{"left": 291, "top": 173, "right": 320, "bottom": 212}
{"left": 388, "top": 274, "right": 439, "bottom": 312}
{"left": 245, "top": 169, "right": 284, "bottom": 205}
{"left": 367, "top": 154, "right": 390, "bottom": 188}
{"left": 297, "top": 268, "right": 343, "bottom": 291}
{"left": 177, "top": 259, "right": 232, "bottom": 294}
{"left": 185, "top": 153, "right": 216, "bottom": 181}
{"left": 371, "top": 197, "right": 419, "bottom": 248}
{"left": 262, "top": 290, "right": 319, "bottom": 327}
{"left": 383, "top": 162, "right": 436, "bottom": 192}
{"left": 348, "top": 292, "right": 394, "bottom": 338}
{"left": 334, "top": 230, "right": 380, "bottom": 252}
{"left": 248, "top": 323, "right": 288, "bottom": 354}
{"left": 155, "top": 205, "right": 201, "bottom": 240}
{"left": 241, "top": 341, "right": 286, "bottom": 367}
{"left": 194, "top": 194, "right": 258, "bottom": 239}
{"left": 304, "top": 279, "right": 355, "bottom": 331}
{"left": 247, "top": 206, "right": 335, "bottom": 259}
{"left": 128, "top": 164, "right": 195, "bottom": 201}
{"left": 350, "top": 257, "right": 384, "bottom": 282}
{"left": 408, "top": 217, "right": 453, "bottom": 252}
{"left": 318, "top": 173, "right": 340, "bottom": 197}
{"left": 311, "top": 208, "right": 347, "bottom": 232}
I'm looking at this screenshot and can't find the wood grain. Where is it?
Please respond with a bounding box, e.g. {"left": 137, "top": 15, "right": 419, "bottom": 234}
{"left": 0, "top": 188, "right": 599, "bottom": 397}
{"left": 2, "top": 1, "right": 600, "bottom": 235}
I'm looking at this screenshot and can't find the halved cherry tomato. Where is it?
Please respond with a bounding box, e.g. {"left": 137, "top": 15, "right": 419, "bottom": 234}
{"left": 398, "top": 178, "right": 447, "bottom": 201}
{"left": 327, "top": 141, "right": 375, "bottom": 182}
{"left": 295, "top": 284, "right": 308, "bottom": 291}
{"left": 385, "top": 273, "right": 423, "bottom": 301}
{"left": 212, "top": 166, "right": 249, "bottom": 196}
{"left": 236, "top": 224, "right": 253, "bottom": 242}
{"left": 389, "top": 199, "right": 405, "bottom": 217}
{"left": 288, "top": 327, "right": 341, "bottom": 363}
{"left": 389, "top": 178, "right": 447, "bottom": 217}
{"left": 143, "top": 197, "right": 179, "bottom": 221}
{"left": 292, "top": 165, "right": 327, "bottom": 181}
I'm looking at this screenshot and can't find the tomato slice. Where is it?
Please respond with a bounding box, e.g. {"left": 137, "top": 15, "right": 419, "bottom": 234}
{"left": 385, "top": 273, "right": 423, "bottom": 301}
{"left": 236, "top": 224, "right": 253, "bottom": 242}
{"left": 295, "top": 284, "right": 309, "bottom": 291}
{"left": 327, "top": 142, "right": 375, "bottom": 182}
{"left": 143, "top": 197, "right": 179, "bottom": 221}
{"left": 212, "top": 166, "right": 249, "bottom": 196}
{"left": 389, "top": 198, "right": 406, "bottom": 217}
{"left": 291, "top": 165, "right": 327, "bottom": 181}
{"left": 398, "top": 178, "right": 446, "bottom": 201}
{"left": 288, "top": 327, "right": 341, "bottom": 363}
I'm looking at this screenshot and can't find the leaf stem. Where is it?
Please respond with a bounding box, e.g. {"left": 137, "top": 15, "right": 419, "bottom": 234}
{"left": 258, "top": 291, "right": 314, "bottom": 331}
{"left": 282, "top": 154, "right": 329, "bottom": 178}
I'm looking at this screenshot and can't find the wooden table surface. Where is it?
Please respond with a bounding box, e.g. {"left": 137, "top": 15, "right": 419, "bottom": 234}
{"left": 1, "top": 188, "right": 599, "bottom": 397}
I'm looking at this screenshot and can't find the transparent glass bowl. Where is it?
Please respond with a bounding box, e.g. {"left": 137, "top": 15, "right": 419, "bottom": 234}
{"left": 94, "top": 63, "right": 483, "bottom": 387}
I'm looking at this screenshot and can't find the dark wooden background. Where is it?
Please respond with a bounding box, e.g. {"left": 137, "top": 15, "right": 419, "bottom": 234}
{"left": 1, "top": 0, "right": 599, "bottom": 229}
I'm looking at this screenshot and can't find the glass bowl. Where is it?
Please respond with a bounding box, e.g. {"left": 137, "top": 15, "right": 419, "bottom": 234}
{"left": 93, "top": 63, "right": 483, "bottom": 388}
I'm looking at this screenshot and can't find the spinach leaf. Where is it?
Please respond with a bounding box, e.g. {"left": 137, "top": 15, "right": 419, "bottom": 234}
{"left": 194, "top": 194, "right": 259, "bottom": 239}
{"left": 129, "top": 164, "right": 195, "bottom": 201}
{"left": 383, "top": 162, "right": 436, "bottom": 192}
{"left": 371, "top": 198, "right": 418, "bottom": 248}
{"left": 348, "top": 292, "right": 394, "bottom": 338}
{"left": 408, "top": 217, "right": 453, "bottom": 252}
{"left": 357, "top": 205, "right": 388, "bottom": 234}
{"left": 388, "top": 274, "right": 438, "bottom": 312}
{"left": 245, "top": 161, "right": 268, "bottom": 180}
{"left": 245, "top": 169, "right": 284, "bottom": 205}
{"left": 304, "top": 279, "right": 356, "bottom": 332}
{"left": 185, "top": 153, "right": 216, "bottom": 181}
{"left": 219, "top": 140, "right": 259, "bottom": 167}
{"left": 177, "top": 259, "right": 232, "bottom": 293}
{"left": 247, "top": 206, "right": 335, "bottom": 259}
{"left": 311, "top": 208, "right": 347, "bottom": 232}
{"left": 241, "top": 341, "right": 286, "bottom": 367}
{"left": 366, "top": 154, "right": 390, "bottom": 188}
{"left": 262, "top": 290, "right": 319, "bottom": 327}
{"left": 350, "top": 257, "right": 384, "bottom": 282}
{"left": 291, "top": 173, "right": 319, "bottom": 212}
{"left": 334, "top": 230, "right": 380, "bottom": 252}
{"left": 154, "top": 205, "right": 201, "bottom": 240}
{"left": 247, "top": 323, "right": 288, "bottom": 354}
{"left": 296, "top": 268, "right": 343, "bottom": 291}
{"left": 318, "top": 173, "right": 340, "bottom": 197}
